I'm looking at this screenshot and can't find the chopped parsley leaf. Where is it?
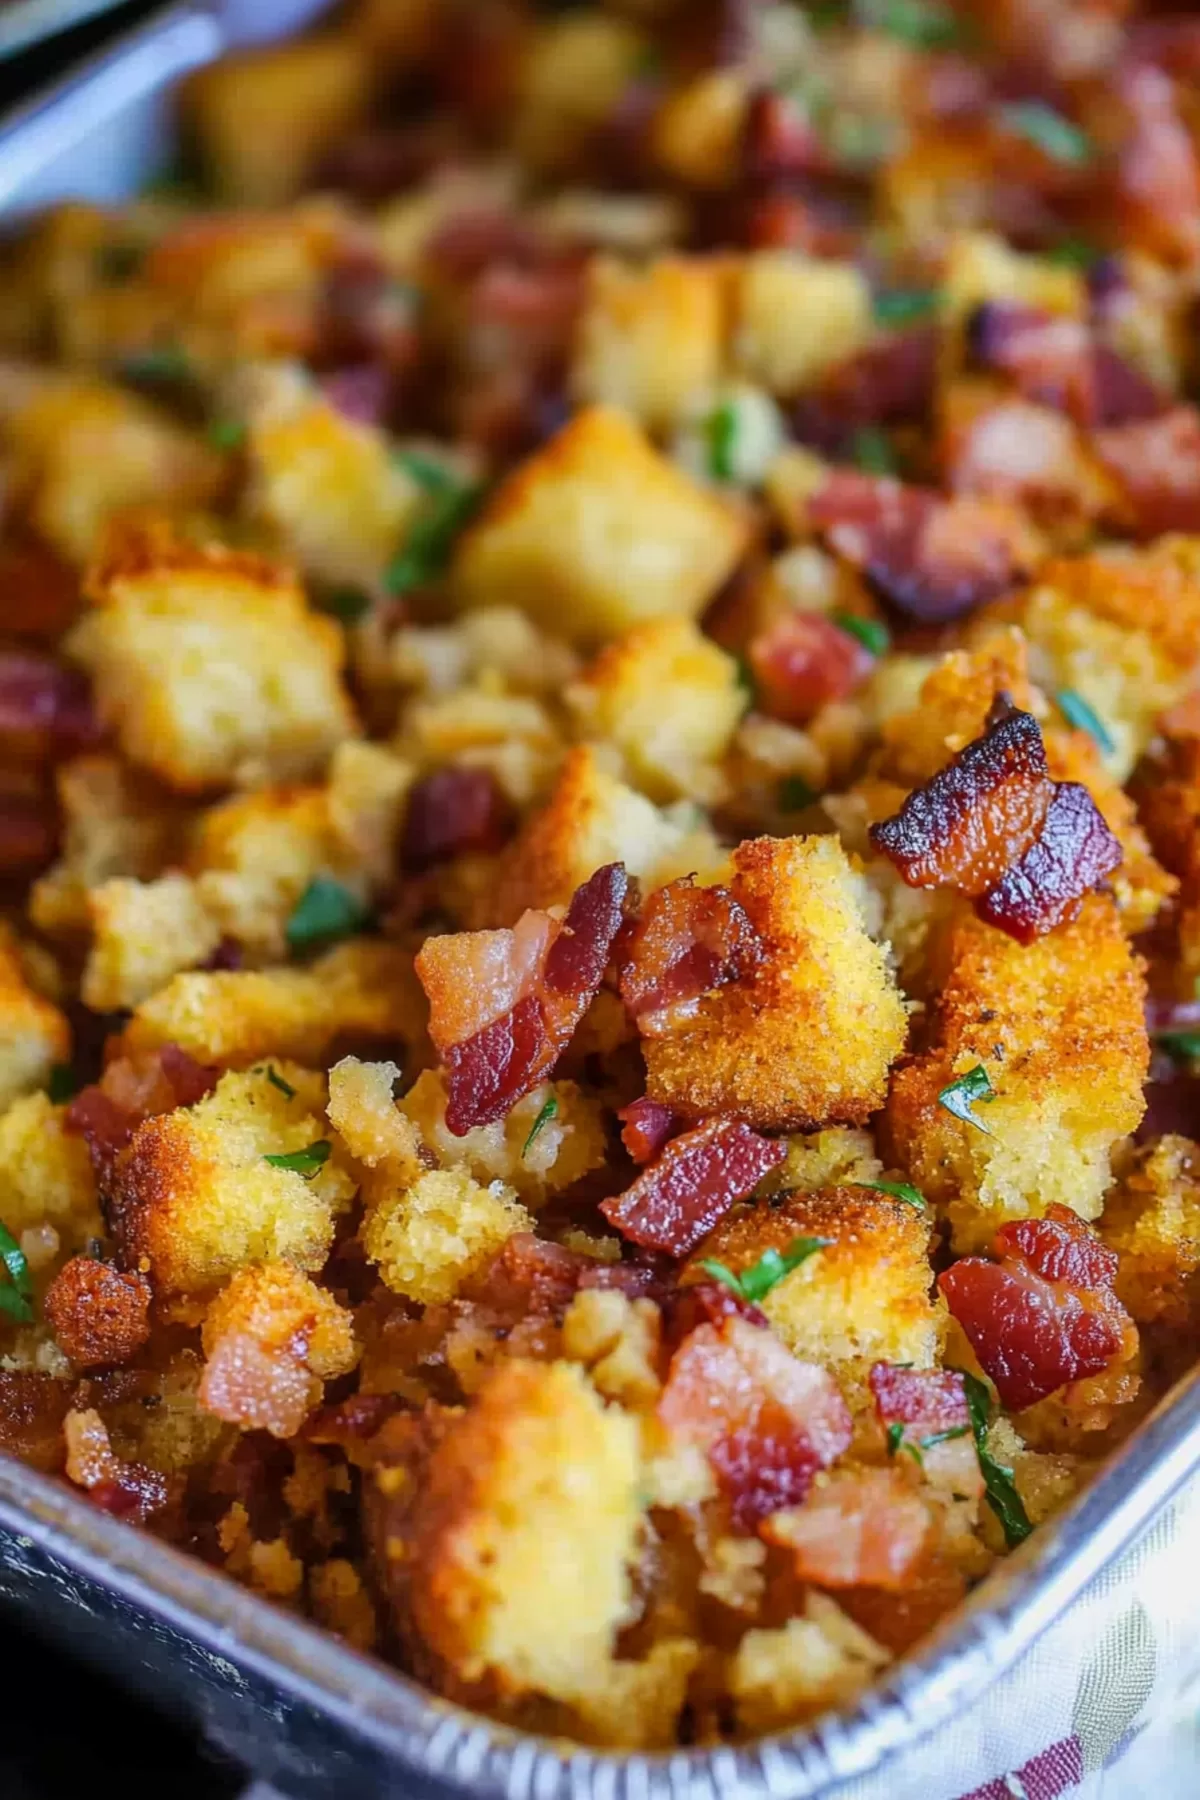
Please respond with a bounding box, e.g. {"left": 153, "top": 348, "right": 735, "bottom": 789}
{"left": 207, "top": 417, "right": 246, "bottom": 453}
{"left": 286, "top": 878, "right": 371, "bottom": 954}
{"left": 860, "top": 0, "right": 962, "bottom": 50}
{"left": 707, "top": 401, "right": 739, "bottom": 483}
{"left": 873, "top": 287, "right": 938, "bottom": 326}
{"left": 1157, "top": 1030, "right": 1200, "bottom": 1062}
{"left": 47, "top": 1064, "right": 76, "bottom": 1104}
{"left": 778, "top": 775, "right": 819, "bottom": 813}
{"left": 999, "top": 101, "right": 1091, "bottom": 166}
{"left": 393, "top": 449, "right": 458, "bottom": 493}
{"left": 1057, "top": 688, "right": 1116, "bottom": 755}
{"left": 961, "top": 1370, "right": 1033, "bottom": 1548}
{"left": 938, "top": 1064, "right": 996, "bottom": 1136}
{"left": 852, "top": 425, "right": 896, "bottom": 475}
{"left": 316, "top": 586, "right": 371, "bottom": 624}
{"left": 1047, "top": 239, "right": 1099, "bottom": 270}
{"left": 886, "top": 1421, "right": 906, "bottom": 1457}
{"left": 385, "top": 480, "right": 484, "bottom": 597}
{"left": 834, "top": 612, "right": 890, "bottom": 657}
{"left": 522, "top": 1095, "right": 559, "bottom": 1158}
{"left": 0, "top": 1218, "right": 34, "bottom": 1324}
{"left": 920, "top": 1424, "right": 970, "bottom": 1449}
{"left": 858, "top": 1179, "right": 926, "bottom": 1209}
{"left": 266, "top": 1066, "right": 297, "bottom": 1101}
{"left": 735, "top": 654, "right": 758, "bottom": 705}
{"left": 119, "top": 344, "right": 192, "bottom": 386}
{"left": 699, "top": 1235, "right": 831, "bottom": 1305}
{"left": 264, "top": 1140, "right": 331, "bottom": 1177}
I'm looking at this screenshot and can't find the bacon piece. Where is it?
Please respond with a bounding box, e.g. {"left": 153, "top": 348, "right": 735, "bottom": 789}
{"left": 0, "top": 536, "right": 80, "bottom": 641}
{"left": 1115, "top": 64, "right": 1200, "bottom": 266}
{"left": 967, "top": 303, "right": 1164, "bottom": 429}
{"left": 66, "top": 1043, "right": 218, "bottom": 1186}
{"left": 316, "top": 120, "right": 464, "bottom": 202}
{"left": 662, "top": 1278, "right": 767, "bottom": 1348}
{"left": 1093, "top": 406, "right": 1200, "bottom": 538}
{"left": 401, "top": 766, "right": 512, "bottom": 872}
{"left": 747, "top": 612, "right": 875, "bottom": 726}
{"left": 764, "top": 1468, "right": 933, "bottom": 1589}
{"left": 810, "top": 471, "right": 1031, "bottom": 624}
{"left": 617, "top": 877, "right": 763, "bottom": 1030}
{"left": 63, "top": 1406, "right": 174, "bottom": 1523}
{"left": 617, "top": 1097, "right": 681, "bottom": 1165}
{"left": 792, "top": 329, "right": 937, "bottom": 456}
{"left": 659, "top": 1315, "right": 852, "bottom": 1528}
{"left": 304, "top": 1393, "right": 404, "bottom": 1449}
{"left": 0, "top": 651, "right": 100, "bottom": 760}
{"left": 939, "top": 1204, "right": 1137, "bottom": 1411}
{"left": 600, "top": 1117, "right": 784, "bottom": 1257}
{"left": 0, "top": 779, "right": 57, "bottom": 873}
{"left": 313, "top": 261, "right": 419, "bottom": 375}
{"left": 871, "top": 701, "right": 1121, "bottom": 941}
{"left": 44, "top": 1258, "right": 151, "bottom": 1369}
{"left": 869, "top": 1364, "right": 983, "bottom": 1499}
{"left": 318, "top": 365, "right": 392, "bottom": 427}
{"left": 742, "top": 88, "right": 828, "bottom": 181}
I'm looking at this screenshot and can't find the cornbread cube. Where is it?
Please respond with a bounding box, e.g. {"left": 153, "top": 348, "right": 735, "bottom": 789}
{"left": 652, "top": 70, "right": 748, "bottom": 190}
{"left": 570, "top": 256, "right": 728, "bottom": 433}
{"left": 882, "top": 897, "right": 1148, "bottom": 1253}
{"left": 119, "top": 940, "right": 425, "bottom": 1070}
{"left": 940, "top": 232, "right": 1086, "bottom": 349}
{"left": 31, "top": 754, "right": 184, "bottom": 940}
{"left": 327, "top": 1057, "right": 421, "bottom": 1175}
{"left": 394, "top": 1358, "right": 641, "bottom": 1700}
{"left": 691, "top": 1188, "right": 943, "bottom": 1379}
{"left": 1103, "top": 1137, "right": 1200, "bottom": 1333}
{"left": 451, "top": 406, "right": 750, "bottom": 647}
{"left": 0, "top": 1093, "right": 100, "bottom": 1249}
{"left": 82, "top": 873, "right": 222, "bottom": 1011}
{"left": 730, "top": 254, "right": 873, "bottom": 397}
{"left": 109, "top": 1066, "right": 355, "bottom": 1295}
{"left": 515, "top": 15, "right": 643, "bottom": 173}
{"left": 101, "top": 1346, "right": 228, "bottom": 1477}
{"left": 643, "top": 835, "right": 909, "bottom": 1131}
{"left": 567, "top": 616, "right": 745, "bottom": 803}
{"left": 69, "top": 522, "right": 356, "bottom": 792}
{"left": 485, "top": 745, "right": 728, "bottom": 922}
{"left": 728, "top": 1597, "right": 890, "bottom": 1735}
{"left": 397, "top": 686, "right": 562, "bottom": 808}
{"left": 363, "top": 1168, "right": 532, "bottom": 1305}
{"left": 569, "top": 1639, "right": 700, "bottom": 1750}
{"left": 0, "top": 927, "right": 71, "bottom": 1110}
{"left": 401, "top": 1071, "right": 608, "bottom": 1209}
{"left": 184, "top": 36, "right": 371, "bottom": 205}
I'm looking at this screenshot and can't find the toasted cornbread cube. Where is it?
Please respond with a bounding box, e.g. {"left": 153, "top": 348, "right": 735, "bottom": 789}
{"left": 567, "top": 617, "right": 744, "bottom": 804}
{"left": 692, "top": 1188, "right": 943, "bottom": 1379}
{"left": 0, "top": 927, "right": 71, "bottom": 1110}
{"left": 561, "top": 1287, "right": 661, "bottom": 1411}
{"left": 401, "top": 1071, "right": 607, "bottom": 1209}
{"left": 398, "top": 686, "right": 563, "bottom": 807}
{"left": 570, "top": 256, "right": 728, "bottom": 433}
{"left": 1103, "top": 1137, "right": 1200, "bottom": 1333}
{"left": 363, "top": 1168, "right": 532, "bottom": 1305}
{"left": 484, "top": 746, "right": 727, "bottom": 923}
{"left": 882, "top": 898, "right": 1147, "bottom": 1253}
{"left": 940, "top": 232, "right": 1085, "bottom": 351}
{"left": 70, "top": 522, "right": 356, "bottom": 792}
{"left": 452, "top": 407, "right": 750, "bottom": 647}
{"left": 515, "top": 15, "right": 642, "bottom": 173}
{"left": 109, "top": 1066, "right": 355, "bottom": 1294}
{"left": 652, "top": 70, "right": 748, "bottom": 190}
{"left": 82, "top": 873, "right": 222, "bottom": 1011}
{"left": 395, "top": 1358, "right": 641, "bottom": 1700}
{"left": 244, "top": 368, "right": 423, "bottom": 590}
{"left": 120, "top": 940, "right": 425, "bottom": 1069}
{"left": 31, "top": 754, "right": 184, "bottom": 940}
{"left": 327, "top": 1056, "right": 423, "bottom": 1178}
{"left": 185, "top": 36, "right": 370, "bottom": 205}
{"left": 0, "top": 1093, "right": 99, "bottom": 1249}
{"left": 730, "top": 254, "right": 873, "bottom": 397}
{"left": 569, "top": 1639, "right": 700, "bottom": 1750}
{"left": 2, "top": 374, "right": 223, "bottom": 567}
{"left": 729, "top": 1597, "right": 890, "bottom": 1735}
{"left": 643, "top": 836, "right": 908, "bottom": 1130}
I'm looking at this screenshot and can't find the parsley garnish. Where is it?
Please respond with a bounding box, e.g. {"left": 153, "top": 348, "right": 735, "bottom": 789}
{"left": 859, "top": 0, "right": 962, "bottom": 50}
{"left": 286, "top": 878, "right": 371, "bottom": 955}
{"left": 119, "top": 344, "right": 192, "bottom": 386}
{"left": 700, "top": 1236, "right": 831, "bottom": 1305}
{"left": 47, "top": 1064, "right": 76, "bottom": 1104}
{"left": 999, "top": 101, "right": 1091, "bottom": 167}
{"left": 207, "top": 418, "right": 246, "bottom": 453}
{"left": 385, "top": 480, "right": 483, "bottom": 597}
{"left": 778, "top": 775, "right": 818, "bottom": 812}
{"left": 852, "top": 425, "right": 896, "bottom": 475}
{"left": 873, "top": 287, "right": 938, "bottom": 327}
{"left": 1057, "top": 688, "right": 1116, "bottom": 755}
{"left": 834, "top": 612, "right": 890, "bottom": 657}
{"left": 858, "top": 1179, "right": 926, "bottom": 1209}
{"left": 0, "top": 1218, "right": 34, "bottom": 1324}
{"left": 734, "top": 654, "right": 758, "bottom": 705}
{"left": 316, "top": 586, "right": 371, "bottom": 624}
{"left": 961, "top": 1370, "right": 1033, "bottom": 1548}
{"left": 266, "top": 1066, "right": 296, "bottom": 1101}
{"left": 264, "top": 1140, "right": 331, "bottom": 1177}
{"left": 1156, "top": 1030, "right": 1200, "bottom": 1063}
{"left": 886, "top": 1421, "right": 906, "bottom": 1457}
{"left": 393, "top": 449, "right": 458, "bottom": 493}
{"left": 707, "top": 401, "right": 739, "bottom": 483}
{"left": 938, "top": 1064, "right": 996, "bottom": 1136}
{"left": 1047, "top": 239, "right": 1099, "bottom": 270}
{"left": 522, "top": 1095, "right": 559, "bottom": 1158}
{"left": 921, "top": 1424, "right": 970, "bottom": 1449}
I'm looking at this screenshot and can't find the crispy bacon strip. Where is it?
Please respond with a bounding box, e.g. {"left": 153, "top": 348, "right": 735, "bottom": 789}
{"left": 967, "top": 302, "right": 1164, "bottom": 428}
{"left": 764, "top": 1467, "right": 933, "bottom": 1589}
{"left": 871, "top": 701, "right": 1122, "bottom": 942}
{"left": 939, "top": 1205, "right": 1137, "bottom": 1412}
{"left": 66, "top": 1044, "right": 219, "bottom": 1187}
{"left": 1093, "top": 405, "right": 1200, "bottom": 538}
{"left": 63, "top": 1407, "right": 174, "bottom": 1523}
{"left": 869, "top": 1364, "right": 983, "bottom": 1499}
{"left": 401, "top": 766, "right": 512, "bottom": 872}
{"left": 600, "top": 1117, "right": 784, "bottom": 1257}
{"left": 810, "top": 471, "right": 1032, "bottom": 624}
{"left": 747, "top": 612, "right": 876, "bottom": 726}
{"left": 792, "top": 329, "right": 937, "bottom": 457}
{"left": 43, "top": 1258, "right": 151, "bottom": 1369}
{"left": 0, "top": 651, "right": 100, "bottom": 759}
{"left": 1114, "top": 63, "right": 1200, "bottom": 266}
{"left": 617, "top": 1097, "right": 681, "bottom": 1166}
{"left": 617, "top": 877, "right": 763, "bottom": 1030}
{"left": 659, "top": 1315, "right": 852, "bottom": 1528}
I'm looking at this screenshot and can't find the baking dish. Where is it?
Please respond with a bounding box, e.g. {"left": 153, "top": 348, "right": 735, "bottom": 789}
{"left": 2, "top": 6, "right": 1200, "bottom": 1796}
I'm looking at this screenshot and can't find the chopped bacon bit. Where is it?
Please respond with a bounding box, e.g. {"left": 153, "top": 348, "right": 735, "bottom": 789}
{"left": 764, "top": 1468, "right": 933, "bottom": 1590}
{"left": 871, "top": 701, "right": 1122, "bottom": 941}
{"left": 543, "top": 860, "right": 629, "bottom": 999}
{"left": 617, "top": 877, "right": 763, "bottom": 1030}
{"left": 318, "top": 364, "right": 392, "bottom": 427}
{"left": 742, "top": 88, "right": 827, "bottom": 181}
{"left": 44, "top": 1257, "right": 151, "bottom": 1369}
{"left": 0, "top": 782, "right": 57, "bottom": 873}
{"left": 0, "top": 536, "right": 80, "bottom": 642}
{"left": 427, "top": 209, "right": 546, "bottom": 283}
{"left": 401, "top": 766, "right": 513, "bottom": 872}
{"left": 316, "top": 120, "right": 464, "bottom": 203}
{"left": 967, "top": 302, "right": 1165, "bottom": 428}
{"left": 0, "top": 651, "right": 100, "bottom": 759}
{"left": 659, "top": 1315, "right": 852, "bottom": 1528}
{"left": 663, "top": 1278, "right": 767, "bottom": 1348}
{"left": 304, "top": 1393, "right": 404, "bottom": 1448}
{"left": 200, "top": 1333, "right": 316, "bottom": 1440}
{"left": 63, "top": 1406, "right": 173, "bottom": 1523}
{"left": 943, "top": 397, "right": 1092, "bottom": 523}
{"left": 747, "top": 612, "right": 875, "bottom": 726}
{"left": 792, "top": 329, "right": 937, "bottom": 456}
{"left": 939, "top": 1204, "right": 1137, "bottom": 1411}
{"left": 810, "top": 471, "right": 1031, "bottom": 623}
{"left": 66, "top": 1043, "right": 219, "bottom": 1186}
{"left": 617, "top": 1097, "right": 681, "bottom": 1165}
{"left": 313, "top": 262, "right": 419, "bottom": 375}
{"left": 1115, "top": 64, "right": 1200, "bottom": 266}
{"left": 869, "top": 1363, "right": 983, "bottom": 1499}
{"left": 1093, "top": 406, "right": 1200, "bottom": 537}
{"left": 600, "top": 1117, "right": 784, "bottom": 1257}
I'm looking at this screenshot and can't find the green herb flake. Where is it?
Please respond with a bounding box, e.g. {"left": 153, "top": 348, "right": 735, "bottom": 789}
{"left": 860, "top": 0, "right": 962, "bottom": 48}
{"left": 119, "top": 343, "right": 192, "bottom": 386}
{"left": 47, "top": 1064, "right": 77, "bottom": 1104}
{"left": 938, "top": 1064, "right": 996, "bottom": 1136}
{"left": 961, "top": 1370, "right": 1033, "bottom": 1548}
{"left": 207, "top": 417, "right": 246, "bottom": 453}
{"left": 266, "top": 1066, "right": 297, "bottom": 1101}
{"left": 700, "top": 1258, "right": 743, "bottom": 1297}
{"left": 264, "top": 1140, "right": 331, "bottom": 1177}
{"left": 385, "top": 480, "right": 484, "bottom": 597}
{"left": 858, "top": 1179, "right": 926, "bottom": 1209}
{"left": 734, "top": 653, "right": 758, "bottom": 706}
{"left": 316, "top": 586, "right": 371, "bottom": 624}
{"left": 1046, "top": 239, "right": 1099, "bottom": 270}
{"left": 778, "top": 775, "right": 819, "bottom": 813}
{"left": 707, "top": 401, "right": 739, "bottom": 483}
{"left": 1057, "top": 688, "right": 1116, "bottom": 755}
{"left": 919, "top": 1424, "right": 970, "bottom": 1449}
{"left": 0, "top": 1218, "right": 34, "bottom": 1324}
{"left": 885, "top": 1420, "right": 906, "bottom": 1457}
{"left": 700, "top": 1236, "right": 832, "bottom": 1305}
{"left": 873, "top": 287, "right": 938, "bottom": 327}
{"left": 999, "top": 101, "right": 1091, "bottom": 167}
{"left": 852, "top": 425, "right": 896, "bottom": 475}
{"left": 522, "top": 1095, "right": 559, "bottom": 1158}
{"left": 393, "top": 449, "right": 458, "bottom": 493}
{"left": 1156, "top": 1029, "right": 1200, "bottom": 1063}
{"left": 833, "top": 612, "right": 890, "bottom": 657}
{"left": 285, "top": 877, "right": 372, "bottom": 955}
